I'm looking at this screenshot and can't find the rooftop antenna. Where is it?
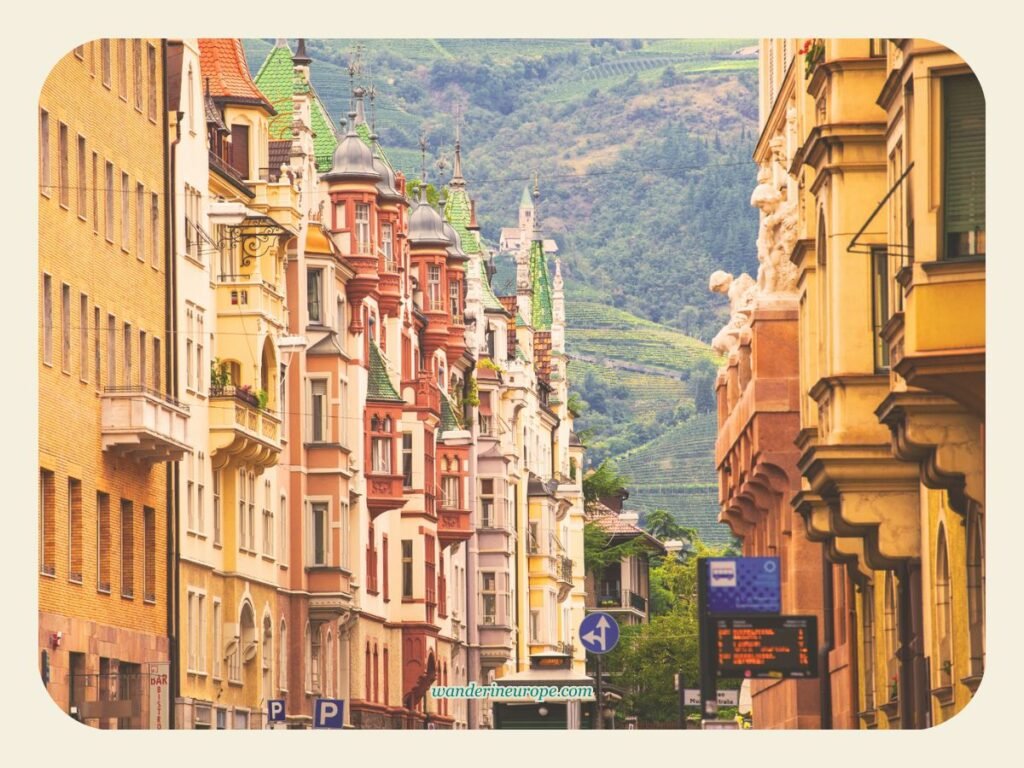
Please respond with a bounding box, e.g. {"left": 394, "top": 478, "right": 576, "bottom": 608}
{"left": 419, "top": 134, "right": 428, "bottom": 201}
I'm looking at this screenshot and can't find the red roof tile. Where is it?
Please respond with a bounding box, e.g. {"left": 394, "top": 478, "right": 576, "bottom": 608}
{"left": 199, "top": 39, "right": 275, "bottom": 113}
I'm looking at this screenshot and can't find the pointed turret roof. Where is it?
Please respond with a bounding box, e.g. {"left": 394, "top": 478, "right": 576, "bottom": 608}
{"left": 253, "top": 40, "right": 338, "bottom": 172}
{"left": 520, "top": 185, "right": 534, "bottom": 208}
{"left": 367, "top": 342, "right": 403, "bottom": 403}
{"left": 529, "top": 239, "right": 553, "bottom": 330}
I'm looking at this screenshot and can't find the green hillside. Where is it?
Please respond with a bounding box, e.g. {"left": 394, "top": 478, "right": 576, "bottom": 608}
{"left": 615, "top": 414, "right": 730, "bottom": 546}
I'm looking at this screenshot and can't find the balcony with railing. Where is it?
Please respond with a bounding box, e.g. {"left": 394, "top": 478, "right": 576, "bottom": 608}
{"left": 100, "top": 386, "right": 190, "bottom": 463}
{"left": 595, "top": 588, "right": 648, "bottom": 617}
{"left": 208, "top": 385, "right": 281, "bottom": 471}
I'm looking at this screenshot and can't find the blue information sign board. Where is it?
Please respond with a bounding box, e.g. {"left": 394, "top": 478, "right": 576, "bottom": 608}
{"left": 706, "top": 557, "right": 780, "bottom": 614}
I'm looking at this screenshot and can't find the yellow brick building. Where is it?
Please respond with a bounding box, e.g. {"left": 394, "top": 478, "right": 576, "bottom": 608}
{"left": 39, "top": 39, "right": 179, "bottom": 728}
{"left": 755, "top": 38, "right": 985, "bottom": 729}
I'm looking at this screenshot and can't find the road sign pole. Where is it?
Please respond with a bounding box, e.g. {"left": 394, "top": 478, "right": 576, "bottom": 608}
{"left": 697, "top": 558, "right": 717, "bottom": 721}
{"left": 595, "top": 653, "right": 603, "bottom": 730}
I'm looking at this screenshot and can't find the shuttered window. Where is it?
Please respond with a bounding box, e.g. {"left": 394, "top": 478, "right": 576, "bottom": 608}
{"left": 943, "top": 74, "right": 985, "bottom": 259}
{"left": 230, "top": 124, "right": 250, "bottom": 180}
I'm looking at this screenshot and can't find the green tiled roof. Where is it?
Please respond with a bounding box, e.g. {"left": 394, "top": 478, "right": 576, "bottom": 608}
{"left": 253, "top": 44, "right": 338, "bottom": 173}
{"left": 367, "top": 342, "right": 403, "bottom": 403}
{"left": 444, "top": 188, "right": 480, "bottom": 255}
{"left": 515, "top": 312, "right": 527, "bottom": 327}
{"left": 440, "top": 393, "right": 461, "bottom": 432}
{"left": 479, "top": 258, "right": 506, "bottom": 312}
{"left": 529, "top": 240, "right": 553, "bottom": 330}
{"left": 491, "top": 252, "right": 517, "bottom": 297}
{"left": 520, "top": 185, "right": 533, "bottom": 208}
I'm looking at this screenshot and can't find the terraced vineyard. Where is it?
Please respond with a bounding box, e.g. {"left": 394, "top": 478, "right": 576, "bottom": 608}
{"left": 614, "top": 414, "right": 731, "bottom": 545}
{"left": 567, "top": 300, "right": 719, "bottom": 374}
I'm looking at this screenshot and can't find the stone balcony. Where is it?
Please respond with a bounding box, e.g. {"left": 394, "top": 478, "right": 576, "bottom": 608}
{"left": 100, "top": 386, "right": 190, "bottom": 463}
{"left": 208, "top": 386, "right": 281, "bottom": 471}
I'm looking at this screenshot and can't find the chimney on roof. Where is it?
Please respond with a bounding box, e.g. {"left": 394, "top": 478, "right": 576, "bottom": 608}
{"left": 619, "top": 511, "right": 640, "bottom": 525}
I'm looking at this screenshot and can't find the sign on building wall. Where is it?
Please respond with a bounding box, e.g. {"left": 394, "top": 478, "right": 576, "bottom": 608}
{"left": 706, "top": 557, "right": 781, "bottom": 614}
{"left": 148, "top": 661, "right": 170, "bottom": 729}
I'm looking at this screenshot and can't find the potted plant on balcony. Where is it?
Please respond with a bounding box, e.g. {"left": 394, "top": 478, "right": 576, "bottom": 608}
{"left": 257, "top": 389, "right": 269, "bottom": 411}
{"left": 210, "top": 359, "right": 230, "bottom": 392}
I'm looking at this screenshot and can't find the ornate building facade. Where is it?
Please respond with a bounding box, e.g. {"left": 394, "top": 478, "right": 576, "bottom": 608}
{"left": 711, "top": 37, "right": 985, "bottom": 730}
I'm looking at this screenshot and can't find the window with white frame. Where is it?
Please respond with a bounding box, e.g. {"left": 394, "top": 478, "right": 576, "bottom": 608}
{"left": 186, "top": 451, "right": 195, "bottom": 532}
{"left": 279, "top": 494, "right": 288, "bottom": 566}
{"left": 355, "top": 203, "right": 370, "bottom": 252}
{"left": 370, "top": 415, "right": 392, "bottom": 473}
{"left": 310, "top": 378, "right": 327, "bottom": 442}
{"left": 212, "top": 469, "right": 221, "bottom": 546}
{"left": 187, "top": 589, "right": 206, "bottom": 674}
{"left": 481, "top": 572, "right": 496, "bottom": 624}
{"left": 480, "top": 479, "right": 495, "bottom": 528}
{"left": 310, "top": 501, "right": 328, "bottom": 566}
{"left": 382, "top": 222, "right": 395, "bottom": 271}
{"left": 427, "top": 265, "right": 442, "bottom": 311}
{"left": 402, "top": 432, "right": 413, "bottom": 488}
{"left": 307, "top": 268, "right": 323, "bottom": 324}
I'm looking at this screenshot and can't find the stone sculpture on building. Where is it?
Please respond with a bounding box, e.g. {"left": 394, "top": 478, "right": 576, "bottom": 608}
{"left": 709, "top": 269, "right": 757, "bottom": 356}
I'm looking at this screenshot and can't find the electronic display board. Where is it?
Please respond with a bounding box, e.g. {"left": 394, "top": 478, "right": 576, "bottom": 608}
{"left": 714, "top": 615, "right": 818, "bottom": 679}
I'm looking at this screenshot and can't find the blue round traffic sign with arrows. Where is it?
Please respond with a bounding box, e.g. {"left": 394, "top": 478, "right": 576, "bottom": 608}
{"left": 579, "top": 611, "right": 620, "bottom": 654}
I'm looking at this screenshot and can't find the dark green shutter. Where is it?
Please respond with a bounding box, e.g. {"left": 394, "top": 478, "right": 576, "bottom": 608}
{"left": 943, "top": 75, "right": 985, "bottom": 245}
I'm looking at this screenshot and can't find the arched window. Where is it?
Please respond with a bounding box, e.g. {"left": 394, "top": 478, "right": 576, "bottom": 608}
{"left": 935, "top": 525, "right": 953, "bottom": 687}
{"left": 966, "top": 504, "right": 985, "bottom": 679}
{"left": 262, "top": 615, "right": 273, "bottom": 699}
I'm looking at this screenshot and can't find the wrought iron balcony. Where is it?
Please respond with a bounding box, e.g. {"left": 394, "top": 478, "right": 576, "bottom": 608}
{"left": 558, "top": 556, "right": 573, "bottom": 585}
{"left": 100, "top": 386, "right": 190, "bottom": 463}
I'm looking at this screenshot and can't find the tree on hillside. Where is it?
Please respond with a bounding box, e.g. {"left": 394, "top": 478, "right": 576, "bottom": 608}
{"left": 642, "top": 509, "right": 697, "bottom": 544}
{"left": 582, "top": 459, "right": 630, "bottom": 505}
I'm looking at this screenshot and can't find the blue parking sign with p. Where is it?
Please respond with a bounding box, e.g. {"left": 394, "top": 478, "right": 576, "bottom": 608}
{"left": 268, "top": 699, "right": 285, "bottom": 722}
{"left": 313, "top": 699, "right": 344, "bottom": 729}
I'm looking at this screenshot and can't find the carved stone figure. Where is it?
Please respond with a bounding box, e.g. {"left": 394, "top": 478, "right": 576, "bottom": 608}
{"left": 709, "top": 270, "right": 757, "bottom": 356}
{"left": 750, "top": 164, "right": 799, "bottom": 295}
